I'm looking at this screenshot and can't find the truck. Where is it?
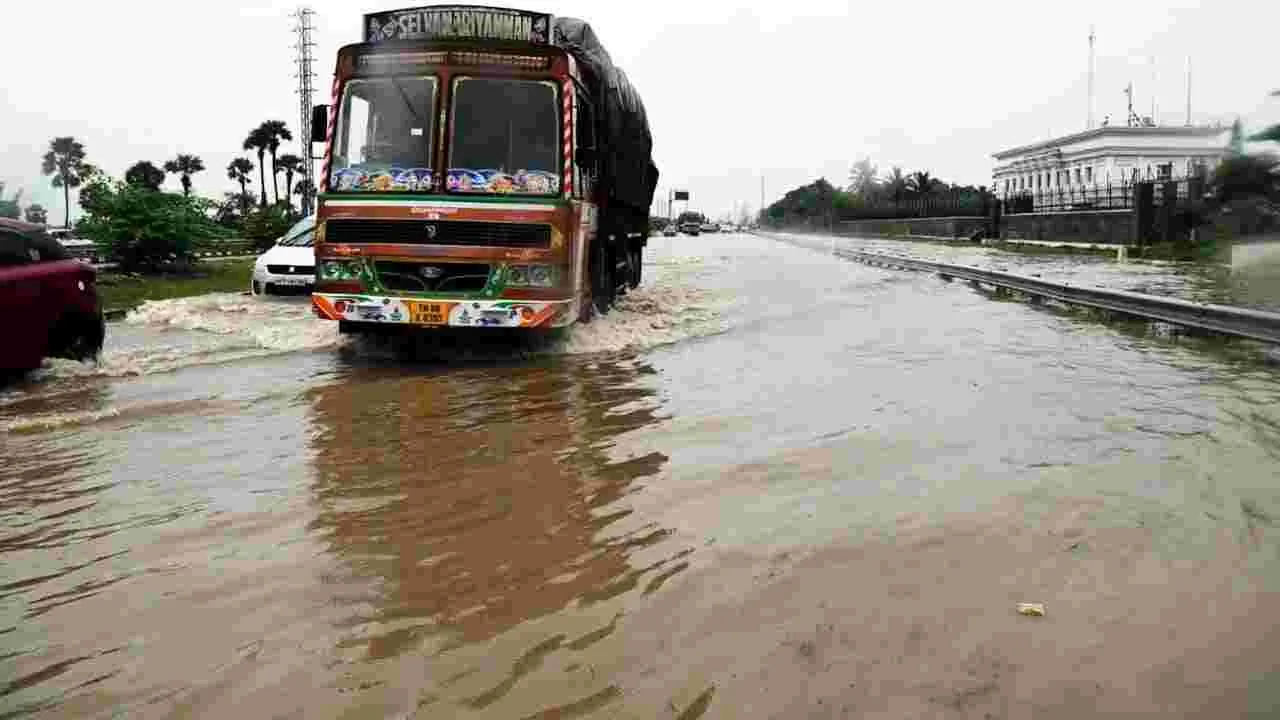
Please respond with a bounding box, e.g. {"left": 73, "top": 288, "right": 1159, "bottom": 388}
{"left": 309, "top": 5, "right": 659, "bottom": 332}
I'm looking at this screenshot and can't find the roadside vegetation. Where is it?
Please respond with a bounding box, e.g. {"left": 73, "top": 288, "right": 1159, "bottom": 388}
{"left": 18, "top": 119, "right": 312, "bottom": 276}
{"left": 98, "top": 258, "right": 255, "bottom": 314}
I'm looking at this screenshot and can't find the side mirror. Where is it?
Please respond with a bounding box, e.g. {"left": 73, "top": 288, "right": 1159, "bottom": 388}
{"left": 575, "top": 146, "right": 597, "bottom": 168}
{"left": 311, "top": 105, "right": 329, "bottom": 143}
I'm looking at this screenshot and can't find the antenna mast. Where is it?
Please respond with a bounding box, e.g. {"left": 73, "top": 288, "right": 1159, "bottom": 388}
{"left": 292, "top": 7, "right": 318, "bottom": 216}
{"left": 1185, "top": 57, "right": 1192, "bottom": 126}
{"left": 1125, "top": 82, "right": 1141, "bottom": 127}
{"left": 1149, "top": 56, "right": 1157, "bottom": 124}
{"left": 1087, "top": 25, "right": 1096, "bottom": 130}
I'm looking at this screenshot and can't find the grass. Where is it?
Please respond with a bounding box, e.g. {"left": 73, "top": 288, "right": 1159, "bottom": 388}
{"left": 98, "top": 257, "right": 256, "bottom": 315}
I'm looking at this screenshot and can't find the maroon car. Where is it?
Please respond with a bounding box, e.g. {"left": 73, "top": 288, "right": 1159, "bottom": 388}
{"left": 0, "top": 218, "right": 105, "bottom": 373}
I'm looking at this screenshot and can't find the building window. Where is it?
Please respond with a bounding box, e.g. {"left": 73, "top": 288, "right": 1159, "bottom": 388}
{"left": 1157, "top": 163, "right": 1172, "bottom": 180}
{"left": 1085, "top": 167, "right": 1093, "bottom": 184}
{"left": 1074, "top": 168, "right": 1081, "bottom": 185}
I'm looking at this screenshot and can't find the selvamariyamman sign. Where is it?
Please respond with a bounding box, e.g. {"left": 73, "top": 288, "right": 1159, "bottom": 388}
{"left": 364, "top": 6, "right": 552, "bottom": 44}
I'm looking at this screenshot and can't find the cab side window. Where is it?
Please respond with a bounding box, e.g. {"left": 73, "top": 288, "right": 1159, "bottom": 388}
{"left": 575, "top": 89, "right": 596, "bottom": 198}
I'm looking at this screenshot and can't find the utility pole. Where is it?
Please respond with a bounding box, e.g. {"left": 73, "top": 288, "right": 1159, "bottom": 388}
{"left": 1087, "top": 25, "right": 1095, "bottom": 130}
{"left": 292, "top": 7, "right": 318, "bottom": 216}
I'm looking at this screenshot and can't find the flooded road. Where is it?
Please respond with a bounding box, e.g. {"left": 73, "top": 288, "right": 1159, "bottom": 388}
{"left": 4, "top": 232, "right": 1280, "bottom": 718}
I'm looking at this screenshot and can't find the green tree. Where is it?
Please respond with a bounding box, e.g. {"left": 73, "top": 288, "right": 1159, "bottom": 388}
{"left": 848, "top": 158, "right": 879, "bottom": 198}
{"left": 0, "top": 182, "right": 21, "bottom": 219}
{"left": 1213, "top": 152, "right": 1280, "bottom": 203}
{"left": 163, "top": 154, "right": 206, "bottom": 197}
{"left": 676, "top": 210, "right": 706, "bottom": 225}
{"left": 241, "top": 204, "right": 294, "bottom": 251}
{"left": 78, "top": 180, "right": 228, "bottom": 272}
{"left": 882, "top": 167, "right": 909, "bottom": 203}
{"left": 24, "top": 203, "right": 48, "bottom": 224}
{"left": 257, "top": 120, "right": 293, "bottom": 204}
{"left": 125, "top": 161, "right": 166, "bottom": 191}
{"left": 226, "top": 158, "right": 256, "bottom": 211}
{"left": 243, "top": 126, "right": 271, "bottom": 208}
{"left": 906, "top": 170, "right": 937, "bottom": 197}
{"left": 276, "top": 153, "right": 304, "bottom": 210}
{"left": 41, "top": 136, "right": 88, "bottom": 228}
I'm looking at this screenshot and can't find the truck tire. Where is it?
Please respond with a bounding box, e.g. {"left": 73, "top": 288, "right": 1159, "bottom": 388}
{"left": 590, "top": 236, "right": 614, "bottom": 315}
{"left": 627, "top": 244, "right": 642, "bottom": 289}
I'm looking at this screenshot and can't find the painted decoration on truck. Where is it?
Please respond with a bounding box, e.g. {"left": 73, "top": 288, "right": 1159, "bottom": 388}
{"left": 330, "top": 167, "right": 434, "bottom": 193}
{"left": 446, "top": 169, "right": 558, "bottom": 196}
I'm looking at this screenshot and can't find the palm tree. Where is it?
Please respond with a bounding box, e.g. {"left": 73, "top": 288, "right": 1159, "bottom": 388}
{"left": 125, "top": 161, "right": 166, "bottom": 191}
{"left": 882, "top": 167, "right": 909, "bottom": 203}
{"left": 226, "top": 158, "right": 254, "bottom": 197}
{"left": 907, "top": 170, "right": 937, "bottom": 197}
{"left": 40, "top": 136, "right": 88, "bottom": 228}
{"left": 163, "top": 154, "right": 206, "bottom": 197}
{"left": 243, "top": 126, "right": 271, "bottom": 207}
{"left": 276, "top": 154, "right": 304, "bottom": 210}
{"left": 257, "top": 120, "right": 293, "bottom": 204}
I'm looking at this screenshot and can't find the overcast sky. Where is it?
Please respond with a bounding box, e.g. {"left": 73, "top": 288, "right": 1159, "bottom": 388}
{"left": 3, "top": 0, "right": 1278, "bottom": 223}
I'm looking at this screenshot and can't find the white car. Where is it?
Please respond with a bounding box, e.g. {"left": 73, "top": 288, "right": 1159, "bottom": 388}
{"left": 251, "top": 216, "right": 315, "bottom": 295}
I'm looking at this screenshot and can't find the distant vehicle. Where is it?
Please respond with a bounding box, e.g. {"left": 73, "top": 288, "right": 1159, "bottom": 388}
{"left": 0, "top": 218, "right": 104, "bottom": 373}
{"left": 663, "top": 225, "right": 678, "bottom": 237}
{"left": 680, "top": 222, "right": 701, "bottom": 236}
{"left": 251, "top": 215, "right": 316, "bottom": 295}
{"left": 701, "top": 222, "right": 720, "bottom": 233}
{"left": 46, "top": 227, "right": 98, "bottom": 262}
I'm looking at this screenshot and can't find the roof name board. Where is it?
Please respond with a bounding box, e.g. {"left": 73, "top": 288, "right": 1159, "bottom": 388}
{"left": 364, "top": 6, "right": 552, "bottom": 44}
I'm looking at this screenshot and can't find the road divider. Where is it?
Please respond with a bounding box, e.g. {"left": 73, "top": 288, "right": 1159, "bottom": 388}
{"left": 836, "top": 247, "right": 1280, "bottom": 344}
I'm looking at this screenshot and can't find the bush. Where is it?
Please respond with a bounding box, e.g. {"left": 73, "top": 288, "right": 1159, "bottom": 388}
{"left": 241, "top": 204, "right": 295, "bottom": 251}
{"left": 77, "top": 181, "right": 228, "bottom": 272}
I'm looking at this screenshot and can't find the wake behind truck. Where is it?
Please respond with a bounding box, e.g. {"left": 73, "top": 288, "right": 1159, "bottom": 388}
{"left": 309, "top": 5, "right": 659, "bottom": 332}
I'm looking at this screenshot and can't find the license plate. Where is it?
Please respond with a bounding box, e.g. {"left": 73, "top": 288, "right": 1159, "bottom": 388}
{"left": 274, "top": 277, "right": 310, "bottom": 286}
{"left": 407, "top": 301, "right": 449, "bottom": 325}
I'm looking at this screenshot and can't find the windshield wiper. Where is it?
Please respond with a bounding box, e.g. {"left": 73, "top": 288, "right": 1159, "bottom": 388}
{"left": 390, "top": 77, "right": 424, "bottom": 128}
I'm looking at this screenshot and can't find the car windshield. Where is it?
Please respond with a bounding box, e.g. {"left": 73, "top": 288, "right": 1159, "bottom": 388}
{"left": 331, "top": 76, "right": 437, "bottom": 193}
{"left": 447, "top": 77, "right": 559, "bottom": 196}
{"left": 278, "top": 217, "right": 315, "bottom": 247}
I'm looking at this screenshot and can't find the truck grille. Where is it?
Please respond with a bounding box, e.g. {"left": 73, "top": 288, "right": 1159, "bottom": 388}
{"left": 374, "top": 261, "right": 491, "bottom": 293}
{"left": 325, "top": 219, "right": 551, "bottom": 249}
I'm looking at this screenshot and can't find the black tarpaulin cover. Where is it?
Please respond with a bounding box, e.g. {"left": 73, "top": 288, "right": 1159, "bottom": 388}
{"left": 552, "top": 17, "right": 658, "bottom": 215}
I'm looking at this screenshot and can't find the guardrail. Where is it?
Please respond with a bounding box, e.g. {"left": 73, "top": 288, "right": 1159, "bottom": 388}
{"left": 69, "top": 239, "right": 260, "bottom": 267}
{"left": 836, "top": 248, "right": 1280, "bottom": 345}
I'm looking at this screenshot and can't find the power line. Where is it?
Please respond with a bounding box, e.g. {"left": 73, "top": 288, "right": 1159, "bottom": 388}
{"left": 292, "top": 7, "right": 318, "bottom": 216}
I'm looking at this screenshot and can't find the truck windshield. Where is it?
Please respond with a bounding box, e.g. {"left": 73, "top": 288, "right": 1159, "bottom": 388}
{"left": 330, "top": 76, "right": 437, "bottom": 193}
{"left": 447, "top": 77, "right": 559, "bottom": 196}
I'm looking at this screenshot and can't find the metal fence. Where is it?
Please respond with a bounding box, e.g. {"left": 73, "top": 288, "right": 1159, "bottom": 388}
{"left": 836, "top": 191, "right": 993, "bottom": 221}
{"left": 1002, "top": 180, "right": 1135, "bottom": 214}
{"left": 1001, "top": 164, "right": 1210, "bottom": 215}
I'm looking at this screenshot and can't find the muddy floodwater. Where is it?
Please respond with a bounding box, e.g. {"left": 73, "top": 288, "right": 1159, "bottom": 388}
{"left": 4, "top": 233, "right": 1280, "bottom": 718}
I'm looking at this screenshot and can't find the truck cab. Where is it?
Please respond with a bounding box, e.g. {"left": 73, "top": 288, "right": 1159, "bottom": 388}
{"left": 309, "top": 6, "right": 657, "bottom": 332}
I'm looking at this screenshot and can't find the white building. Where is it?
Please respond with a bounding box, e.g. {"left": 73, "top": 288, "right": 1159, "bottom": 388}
{"left": 992, "top": 125, "right": 1230, "bottom": 196}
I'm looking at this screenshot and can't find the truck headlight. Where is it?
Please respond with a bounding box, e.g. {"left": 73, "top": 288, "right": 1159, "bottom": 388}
{"left": 320, "top": 260, "right": 359, "bottom": 280}
{"left": 506, "top": 264, "right": 558, "bottom": 288}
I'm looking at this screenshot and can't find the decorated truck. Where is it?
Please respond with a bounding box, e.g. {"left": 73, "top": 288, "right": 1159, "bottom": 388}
{"left": 309, "top": 5, "right": 659, "bottom": 332}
